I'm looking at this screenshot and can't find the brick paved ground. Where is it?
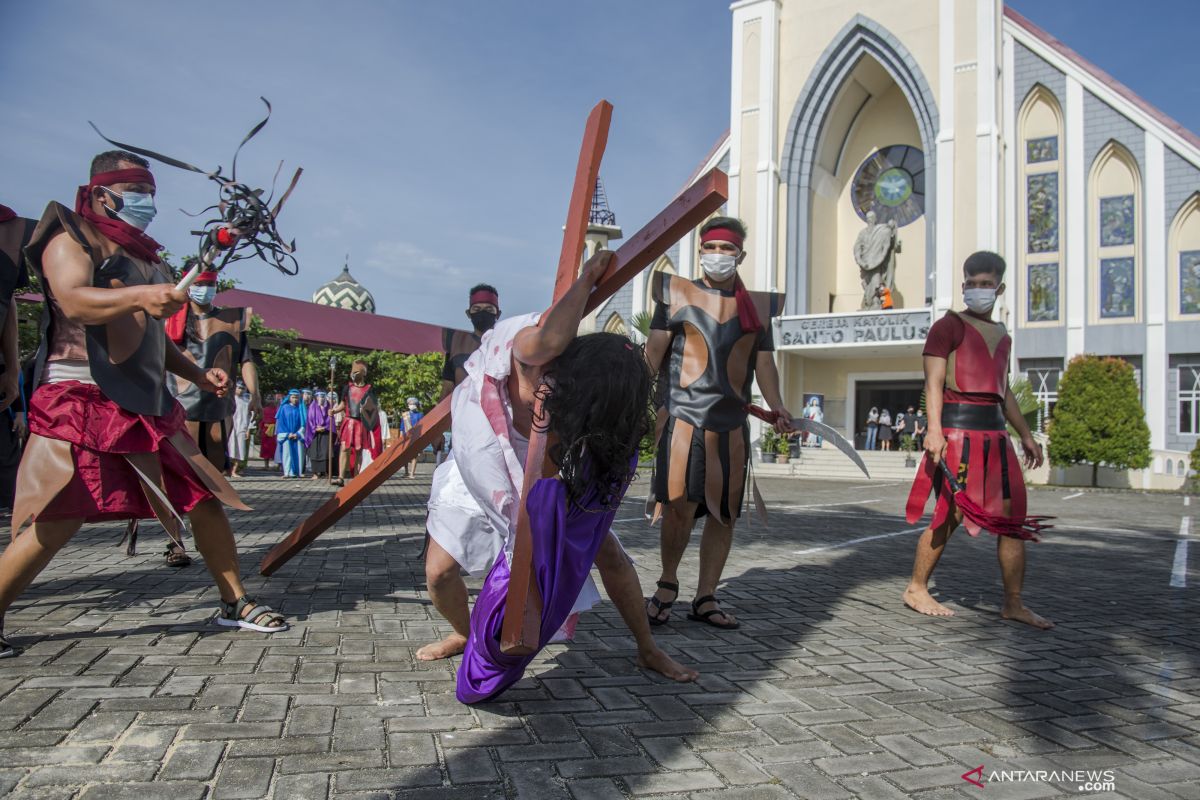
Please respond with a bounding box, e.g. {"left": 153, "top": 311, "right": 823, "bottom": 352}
{"left": 0, "top": 466, "right": 1196, "bottom": 799}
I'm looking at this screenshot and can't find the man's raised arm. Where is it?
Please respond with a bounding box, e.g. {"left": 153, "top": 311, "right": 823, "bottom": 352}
{"left": 513, "top": 250, "right": 612, "bottom": 367}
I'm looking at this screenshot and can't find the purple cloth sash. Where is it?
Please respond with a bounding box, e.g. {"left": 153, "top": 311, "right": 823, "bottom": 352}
{"left": 305, "top": 402, "right": 331, "bottom": 447}
{"left": 455, "top": 475, "right": 623, "bottom": 704}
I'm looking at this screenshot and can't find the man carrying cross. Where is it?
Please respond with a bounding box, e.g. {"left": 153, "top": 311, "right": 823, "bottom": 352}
{"left": 419, "top": 251, "right": 696, "bottom": 693}
{"left": 0, "top": 150, "right": 288, "bottom": 658}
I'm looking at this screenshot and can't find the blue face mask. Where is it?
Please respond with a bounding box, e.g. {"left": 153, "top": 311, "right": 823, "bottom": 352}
{"left": 188, "top": 285, "right": 217, "bottom": 306}
{"left": 102, "top": 187, "right": 157, "bottom": 230}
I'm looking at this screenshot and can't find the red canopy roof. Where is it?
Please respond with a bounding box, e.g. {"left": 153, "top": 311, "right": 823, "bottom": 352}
{"left": 217, "top": 288, "right": 455, "bottom": 355}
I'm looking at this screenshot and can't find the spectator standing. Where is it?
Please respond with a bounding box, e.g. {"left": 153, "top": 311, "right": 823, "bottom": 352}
{"left": 879, "top": 408, "right": 894, "bottom": 451}
{"left": 400, "top": 396, "right": 424, "bottom": 478}
{"left": 865, "top": 406, "right": 880, "bottom": 450}
{"left": 913, "top": 407, "right": 927, "bottom": 452}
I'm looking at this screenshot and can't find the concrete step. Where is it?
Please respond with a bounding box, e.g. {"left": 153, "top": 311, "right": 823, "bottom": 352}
{"left": 755, "top": 448, "right": 920, "bottom": 482}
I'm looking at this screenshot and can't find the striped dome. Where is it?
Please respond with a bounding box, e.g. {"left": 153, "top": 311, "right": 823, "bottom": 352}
{"left": 313, "top": 264, "right": 375, "bottom": 314}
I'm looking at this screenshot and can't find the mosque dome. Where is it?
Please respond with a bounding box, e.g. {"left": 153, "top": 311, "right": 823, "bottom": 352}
{"left": 313, "top": 262, "right": 376, "bottom": 314}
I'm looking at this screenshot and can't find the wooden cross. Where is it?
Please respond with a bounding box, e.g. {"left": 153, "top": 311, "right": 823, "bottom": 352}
{"left": 258, "top": 101, "right": 728, "bottom": 653}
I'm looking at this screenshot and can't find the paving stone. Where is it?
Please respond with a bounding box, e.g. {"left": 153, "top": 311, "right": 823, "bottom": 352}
{"left": 160, "top": 740, "right": 226, "bottom": 780}
{"left": 0, "top": 477, "right": 1195, "bottom": 799}
{"left": 213, "top": 757, "right": 274, "bottom": 799}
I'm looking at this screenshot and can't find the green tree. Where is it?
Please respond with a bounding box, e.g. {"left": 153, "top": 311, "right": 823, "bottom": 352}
{"left": 247, "top": 315, "right": 443, "bottom": 415}
{"left": 1047, "top": 355, "right": 1150, "bottom": 486}
{"left": 1008, "top": 376, "right": 1040, "bottom": 437}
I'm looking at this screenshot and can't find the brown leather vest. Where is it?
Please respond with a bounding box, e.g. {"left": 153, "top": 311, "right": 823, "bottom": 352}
{"left": 25, "top": 202, "right": 174, "bottom": 416}
{"left": 442, "top": 327, "right": 481, "bottom": 386}
{"left": 345, "top": 383, "right": 379, "bottom": 431}
{"left": 944, "top": 311, "right": 1011, "bottom": 397}
{"left": 653, "top": 274, "right": 784, "bottom": 432}
{"left": 170, "top": 306, "right": 249, "bottom": 421}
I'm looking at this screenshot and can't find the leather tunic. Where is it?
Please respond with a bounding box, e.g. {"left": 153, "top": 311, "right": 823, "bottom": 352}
{"left": 944, "top": 311, "right": 1011, "bottom": 397}
{"left": 652, "top": 274, "right": 784, "bottom": 433}
{"left": 169, "top": 306, "right": 250, "bottom": 421}
{"left": 442, "top": 327, "right": 481, "bottom": 386}
{"left": 345, "top": 383, "right": 379, "bottom": 431}
{"left": 25, "top": 203, "right": 174, "bottom": 416}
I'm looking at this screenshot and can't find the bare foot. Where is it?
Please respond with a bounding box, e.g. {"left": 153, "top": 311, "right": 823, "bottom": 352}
{"left": 903, "top": 586, "right": 955, "bottom": 617}
{"left": 637, "top": 647, "right": 699, "bottom": 683}
{"left": 416, "top": 634, "right": 467, "bottom": 661}
{"left": 1001, "top": 602, "right": 1054, "bottom": 630}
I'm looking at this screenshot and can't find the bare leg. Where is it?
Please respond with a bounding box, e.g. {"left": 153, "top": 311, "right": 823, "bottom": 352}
{"left": 186, "top": 499, "right": 247, "bottom": 604}
{"left": 694, "top": 515, "right": 736, "bottom": 625}
{"left": 902, "top": 510, "right": 960, "bottom": 617}
{"left": 0, "top": 519, "right": 84, "bottom": 620}
{"left": 594, "top": 533, "right": 697, "bottom": 682}
{"left": 416, "top": 537, "right": 470, "bottom": 660}
{"left": 649, "top": 499, "right": 698, "bottom": 622}
{"left": 338, "top": 448, "right": 351, "bottom": 481}
{"left": 407, "top": 459, "right": 418, "bottom": 478}
{"left": 997, "top": 536, "right": 1053, "bottom": 629}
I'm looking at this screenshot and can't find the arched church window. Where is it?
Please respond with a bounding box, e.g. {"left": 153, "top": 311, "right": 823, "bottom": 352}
{"left": 1089, "top": 141, "right": 1140, "bottom": 322}
{"left": 1169, "top": 193, "right": 1200, "bottom": 318}
{"left": 603, "top": 313, "right": 628, "bottom": 335}
{"left": 1019, "top": 85, "right": 1063, "bottom": 326}
{"left": 850, "top": 144, "right": 925, "bottom": 228}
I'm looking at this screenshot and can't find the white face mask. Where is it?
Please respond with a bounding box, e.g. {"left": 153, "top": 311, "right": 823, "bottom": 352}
{"left": 963, "top": 287, "right": 997, "bottom": 314}
{"left": 700, "top": 253, "right": 738, "bottom": 282}
{"left": 188, "top": 285, "right": 217, "bottom": 306}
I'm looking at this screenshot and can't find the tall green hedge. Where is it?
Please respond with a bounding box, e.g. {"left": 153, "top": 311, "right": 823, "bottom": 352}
{"left": 1047, "top": 355, "right": 1150, "bottom": 486}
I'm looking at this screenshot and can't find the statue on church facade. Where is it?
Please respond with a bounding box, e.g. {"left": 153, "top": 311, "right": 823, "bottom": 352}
{"left": 854, "top": 211, "right": 901, "bottom": 310}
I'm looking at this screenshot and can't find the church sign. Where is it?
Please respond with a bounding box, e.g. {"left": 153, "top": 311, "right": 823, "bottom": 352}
{"left": 778, "top": 308, "right": 932, "bottom": 348}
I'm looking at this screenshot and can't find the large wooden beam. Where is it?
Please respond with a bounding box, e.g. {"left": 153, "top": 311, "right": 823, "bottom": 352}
{"left": 258, "top": 398, "right": 450, "bottom": 575}
{"left": 500, "top": 100, "right": 613, "bottom": 655}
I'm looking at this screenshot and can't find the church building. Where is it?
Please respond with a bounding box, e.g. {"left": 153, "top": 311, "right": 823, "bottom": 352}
{"left": 596, "top": 0, "right": 1200, "bottom": 483}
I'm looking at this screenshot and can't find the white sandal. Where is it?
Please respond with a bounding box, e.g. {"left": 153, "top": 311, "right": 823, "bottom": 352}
{"left": 216, "top": 596, "right": 289, "bottom": 633}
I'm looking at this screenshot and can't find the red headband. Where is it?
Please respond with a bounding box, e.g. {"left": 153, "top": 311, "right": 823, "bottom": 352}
{"left": 195, "top": 271, "right": 219, "bottom": 283}
{"left": 89, "top": 168, "right": 156, "bottom": 190}
{"left": 700, "top": 227, "right": 744, "bottom": 249}
{"left": 469, "top": 289, "right": 499, "bottom": 308}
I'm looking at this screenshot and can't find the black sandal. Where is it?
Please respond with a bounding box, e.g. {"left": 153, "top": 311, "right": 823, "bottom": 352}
{"left": 215, "top": 596, "right": 289, "bottom": 633}
{"left": 687, "top": 595, "right": 740, "bottom": 630}
{"left": 645, "top": 581, "right": 679, "bottom": 627}
{"left": 165, "top": 544, "right": 192, "bottom": 568}
{"left": 0, "top": 624, "right": 18, "bottom": 659}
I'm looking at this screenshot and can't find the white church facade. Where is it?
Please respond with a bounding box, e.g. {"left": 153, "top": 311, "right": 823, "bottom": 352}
{"left": 594, "top": 0, "right": 1200, "bottom": 485}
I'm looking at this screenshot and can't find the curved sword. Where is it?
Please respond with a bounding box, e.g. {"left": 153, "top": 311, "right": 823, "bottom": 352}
{"left": 745, "top": 404, "right": 870, "bottom": 479}
{"left": 792, "top": 417, "right": 870, "bottom": 479}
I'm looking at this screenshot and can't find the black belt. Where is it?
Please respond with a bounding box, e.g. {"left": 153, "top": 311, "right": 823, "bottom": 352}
{"left": 941, "top": 402, "right": 1005, "bottom": 431}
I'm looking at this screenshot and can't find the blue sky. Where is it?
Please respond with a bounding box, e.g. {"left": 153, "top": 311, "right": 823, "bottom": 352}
{"left": 2, "top": 1, "right": 1196, "bottom": 328}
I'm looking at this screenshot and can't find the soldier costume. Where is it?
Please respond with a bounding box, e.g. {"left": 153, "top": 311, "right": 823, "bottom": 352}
{"left": 650, "top": 272, "right": 784, "bottom": 524}
{"left": 13, "top": 196, "right": 248, "bottom": 536}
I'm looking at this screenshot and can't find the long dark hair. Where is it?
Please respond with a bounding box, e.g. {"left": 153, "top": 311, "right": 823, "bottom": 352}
{"left": 536, "top": 332, "right": 652, "bottom": 511}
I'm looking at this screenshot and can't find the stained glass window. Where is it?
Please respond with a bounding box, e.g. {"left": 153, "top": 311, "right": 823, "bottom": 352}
{"left": 1180, "top": 250, "right": 1200, "bottom": 315}
{"left": 1027, "top": 174, "right": 1059, "bottom": 253}
{"left": 1100, "top": 195, "right": 1135, "bottom": 246}
{"left": 1026, "top": 136, "right": 1058, "bottom": 163}
{"left": 1099, "top": 257, "right": 1136, "bottom": 318}
{"left": 851, "top": 145, "right": 926, "bottom": 227}
{"left": 1027, "top": 263, "right": 1059, "bottom": 322}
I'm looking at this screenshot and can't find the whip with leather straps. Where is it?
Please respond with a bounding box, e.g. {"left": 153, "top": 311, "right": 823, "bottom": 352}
{"left": 88, "top": 97, "right": 302, "bottom": 291}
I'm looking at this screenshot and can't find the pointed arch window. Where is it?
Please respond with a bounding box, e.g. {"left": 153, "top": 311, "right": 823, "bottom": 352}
{"left": 1089, "top": 142, "right": 1141, "bottom": 322}
{"left": 1019, "top": 86, "right": 1063, "bottom": 327}
{"left": 1169, "top": 193, "right": 1200, "bottom": 318}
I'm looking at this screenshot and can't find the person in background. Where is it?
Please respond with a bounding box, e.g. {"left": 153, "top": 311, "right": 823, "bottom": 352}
{"left": 865, "top": 406, "right": 880, "bottom": 451}
{"left": 878, "top": 408, "right": 894, "bottom": 451}
{"left": 913, "top": 406, "right": 927, "bottom": 452}
{"left": 893, "top": 407, "right": 908, "bottom": 446}
{"left": 275, "top": 389, "right": 305, "bottom": 478}
{"left": 227, "top": 381, "right": 253, "bottom": 478}
{"left": 260, "top": 392, "right": 280, "bottom": 470}
{"left": 400, "top": 396, "right": 424, "bottom": 477}
{"left": 305, "top": 390, "right": 333, "bottom": 480}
